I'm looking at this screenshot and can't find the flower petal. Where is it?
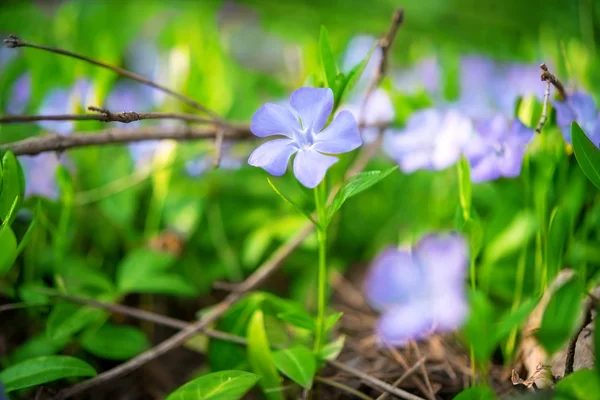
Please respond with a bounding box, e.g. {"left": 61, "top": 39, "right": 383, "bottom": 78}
{"left": 470, "top": 154, "right": 501, "bottom": 183}
{"left": 250, "top": 103, "right": 301, "bottom": 138}
{"left": 377, "top": 302, "right": 434, "bottom": 346}
{"left": 290, "top": 87, "right": 333, "bottom": 133}
{"left": 364, "top": 247, "right": 423, "bottom": 311}
{"left": 313, "top": 110, "right": 362, "bottom": 154}
{"left": 292, "top": 148, "right": 337, "bottom": 188}
{"left": 414, "top": 234, "right": 468, "bottom": 292}
{"left": 248, "top": 138, "right": 298, "bottom": 176}
{"left": 430, "top": 291, "right": 469, "bottom": 332}
{"left": 19, "top": 153, "right": 61, "bottom": 199}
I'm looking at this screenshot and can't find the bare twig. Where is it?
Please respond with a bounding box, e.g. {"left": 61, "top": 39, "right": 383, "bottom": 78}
{"left": 0, "top": 107, "right": 213, "bottom": 125}
{"left": 315, "top": 376, "right": 375, "bottom": 400}
{"left": 212, "top": 129, "right": 225, "bottom": 168}
{"left": 540, "top": 63, "right": 567, "bottom": 100}
{"left": 360, "top": 8, "right": 404, "bottom": 118}
{"left": 3, "top": 34, "right": 222, "bottom": 122}
{"left": 411, "top": 342, "right": 435, "bottom": 400}
{"left": 1, "top": 125, "right": 251, "bottom": 156}
{"left": 564, "top": 299, "right": 594, "bottom": 376}
{"left": 535, "top": 81, "right": 551, "bottom": 133}
{"left": 376, "top": 357, "right": 426, "bottom": 400}
{"left": 328, "top": 360, "right": 425, "bottom": 400}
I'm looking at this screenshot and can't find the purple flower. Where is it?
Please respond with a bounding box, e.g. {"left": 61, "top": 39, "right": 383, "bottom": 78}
{"left": 383, "top": 108, "right": 473, "bottom": 173}
{"left": 553, "top": 92, "right": 600, "bottom": 146}
{"left": 393, "top": 57, "right": 440, "bottom": 96}
{"left": 342, "top": 88, "right": 395, "bottom": 144}
{"left": 186, "top": 142, "right": 244, "bottom": 177}
{"left": 37, "top": 79, "right": 94, "bottom": 135}
{"left": 248, "top": 87, "right": 362, "bottom": 188}
{"left": 465, "top": 114, "right": 534, "bottom": 183}
{"left": 6, "top": 73, "right": 31, "bottom": 114}
{"left": 364, "top": 234, "right": 469, "bottom": 346}
{"left": 18, "top": 153, "right": 61, "bottom": 199}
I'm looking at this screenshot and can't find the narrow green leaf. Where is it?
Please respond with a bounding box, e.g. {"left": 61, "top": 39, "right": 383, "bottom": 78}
{"left": 457, "top": 157, "right": 472, "bottom": 220}
{"left": 327, "top": 166, "right": 397, "bottom": 221}
{"left": 536, "top": 276, "right": 584, "bottom": 355}
{"left": 247, "top": 310, "right": 283, "bottom": 400}
{"left": 453, "top": 385, "right": 497, "bottom": 400}
{"left": 0, "top": 151, "right": 25, "bottom": 225}
{"left": 272, "top": 346, "right": 316, "bottom": 389}
{"left": 15, "top": 203, "right": 39, "bottom": 256}
{"left": 319, "top": 26, "right": 338, "bottom": 91}
{"left": 277, "top": 311, "right": 316, "bottom": 332}
{"left": 0, "top": 355, "right": 96, "bottom": 392}
{"left": 266, "top": 177, "right": 318, "bottom": 227}
{"left": 336, "top": 43, "right": 376, "bottom": 107}
{"left": 483, "top": 212, "right": 538, "bottom": 265}
{"left": 554, "top": 369, "right": 600, "bottom": 399}
{"left": 81, "top": 323, "right": 149, "bottom": 360}
{"left": 166, "top": 370, "right": 261, "bottom": 400}
{"left": 318, "top": 335, "right": 345, "bottom": 361}
{"left": 547, "top": 207, "right": 572, "bottom": 282}
{"left": 0, "top": 224, "right": 17, "bottom": 276}
{"left": 572, "top": 121, "right": 600, "bottom": 190}
{"left": 326, "top": 312, "right": 343, "bottom": 331}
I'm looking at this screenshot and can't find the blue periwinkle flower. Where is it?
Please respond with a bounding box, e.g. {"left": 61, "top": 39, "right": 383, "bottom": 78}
{"left": 19, "top": 153, "right": 61, "bottom": 199}
{"left": 383, "top": 108, "right": 473, "bottom": 173}
{"left": 553, "top": 92, "right": 600, "bottom": 146}
{"left": 465, "top": 114, "right": 534, "bottom": 183}
{"left": 7, "top": 73, "right": 31, "bottom": 114}
{"left": 364, "top": 234, "right": 469, "bottom": 346}
{"left": 37, "top": 79, "right": 94, "bottom": 135}
{"left": 248, "top": 87, "right": 362, "bottom": 188}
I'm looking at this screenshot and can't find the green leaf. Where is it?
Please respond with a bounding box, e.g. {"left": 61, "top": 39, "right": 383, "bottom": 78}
{"left": 272, "top": 346, "right": 316, "bottom": 389}
{"left": 247, "top": 310, "right": 283, "bottom": 400}
{"left": 453, "top": 385, "right": 497, "bottom": 400}
{"left": 0, "top": 151, "right": 24, "bottom": 225}
{"left": 457, "top": 157, "right": 472, "bottom": 220}
{"left": 462, "top": 290, "right": 497, "bottom": 362}
{"left": 554, "top": 369, "right": 600, "bottom": 399}
{"left": 116, "top": 248, "right": 197, "bottom": 296}
{"left": 15, "top": 203, "right": 39, "bottom": 256}
{"left": 0, "top": 355, "right": 96, "bottom": 392}
{"left": 318, "top": 335, "right": 345, "bottom": 361}
{"left": 8, "top": 334, "right": 69, "bottom": 365}
{"left": 547, "top": 206, "right": 572, "bottom": 282}
{"left": 47, "top": 303, "right": 107, "bottom": 341}
{"left": 336, "top": 43, "right": 376, "bottom": 107}
{"left": 536, "top": 276, "right": 584, "bottom": 355}
{"left": 327, "top": 167, "right": 397, "bottom": 222}
{"left": 165, "top": 370, "right": 261, "bottom": 400}
{"left": 326, "top": 312, "right": 343, "bottom": 331}
{"left": 81, "top": 323, "right": 149, "bottom": 360}
{"left": 266, "top": 177, "right": 318, "bottom": 227}
{"left": 483, "top": 211, "right": 538, "bottom": 265}
{"left": 319, "top": 26, "right": 338, "bottom": 91}
{"left": 0, "top": 224, "right": 17, "bottom": 276}
{"left": 277, "top": 311, "right": 316, "bottom": 332}
{"left": 571, "top": 121, "right": 600, "bottom": 190}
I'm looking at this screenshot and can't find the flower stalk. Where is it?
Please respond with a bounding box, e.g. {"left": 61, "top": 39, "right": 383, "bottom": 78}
{"left": 313, "top": 181, "right": 328, "bottom": 354}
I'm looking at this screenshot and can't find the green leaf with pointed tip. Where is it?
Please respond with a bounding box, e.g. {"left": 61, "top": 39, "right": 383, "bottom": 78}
{"left": 319, "top": 26, "right": 337, "bottom": 91}
{"left": 326, "top": 312, "right": 343, "bottom": 331}
{"left": 318, "top": 335, "right": 345, "bottom": 361}
{"left": 0, "top": 224, "right": 17, "bottom": 276}
{"left": 266, "top": 177, "right": 318, "bottom": 227}
{"left": 46, "top": 303, "right": 107, "bottom": 341}
{"left": 0, "top": 355, "right": 96, "bottom": 392}
{"left": 272, "top": 346, "right": 316, "bottom": 389}
{"left": 457, "top": 157, "right": 472, "bottom": 220}
{"left": 335, "top": 43, "right": 376, "bottom": 107}
{"left": 81, "top": 323, "right": 150, "bottom": 360}
{"left": 247, "top": 310, "right": 283, "bottom": 400}
{"left": 0, "top": 151, "right": 25, "bottom": 225}
{"left": 277, "top": 311, "right": 316, "bottom": 331}
{"left": 327, "top": 167, "right": 397, "bottom": 222}
{"left": 572, "top": 121, "right": 600, "bottom": 190}
{"left": 165, "top": 370, "right": 261, "bottom": 400}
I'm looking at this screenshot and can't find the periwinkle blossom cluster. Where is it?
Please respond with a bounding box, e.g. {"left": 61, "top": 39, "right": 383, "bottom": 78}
{"left": 248, "top": 87, "right": 361, "bottom": 188}
{"left": 364, "top": 234, "right": 469, "bottom": 345}
{"left": 553, "top": 92, "right": 600, "bottom": 146}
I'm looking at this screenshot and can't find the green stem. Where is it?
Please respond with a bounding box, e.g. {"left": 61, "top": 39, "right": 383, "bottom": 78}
{"left": 313, "top": 182, "right": 328, "bottom": 354}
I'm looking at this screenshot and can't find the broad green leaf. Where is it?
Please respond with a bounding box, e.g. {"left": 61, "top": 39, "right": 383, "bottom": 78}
{"left": 247, "top": 310, "right": 283, "bottom": 400}
{"left": 116, "top": 248, "right": 197, "bottom": 296}
{"left": 0, "top": 355, "right": 96, "bottom": 392}
{"left": 457, "top": 157, "right": 472, "bottom": 220}
{"left": 336, "top": 43, "right": 376, "bottom": 107}
{"left": 272, "top": 346, "right": 316, "bottom": 389}
{"left": 166, "top": 370, "right": 261, "bottom": 400}
{"left": 277, "top": 311, "right": 316, "bottom": 332}
{"left": 8, "top": 334, "right": 69, "bottom": 364}
{"left": 483, "top": 212, "right": 537, "bottom": 265}
{"left": 319, "top": 26, "right": 337, "bottom": 91}
{"left": 319, "top": 335, "right": 345, "bottom": 361}
{"left": 18, "top": 283, "right": 51, "bottom": 305}
{"left": 81, "top": 323, "right": 149, "bottom": 360}
{"left": 554, "top": 369, "right": 600, "bottom": 399}
{"left": 266, "top": 177, "right": 318, "bottom": 227}
{"left": 327, "top": 167, "right": 397, "bottom": 222}
{"left": 46, "top": 303, "right": 107, "bottom": 341}
{"left": 536, "top": 276, "right": 584, "bottom": 355}
{"left": 0, "top": 151, "right": 24, "bottom": 225}
{"left": 571, "top": 121, "right": 600, "bottom": 190}
{"left": 453, "top": 385, "right": 497, "bottom": 400}
{"left": 0, "top": 224, "right": 17, "bottom": 276}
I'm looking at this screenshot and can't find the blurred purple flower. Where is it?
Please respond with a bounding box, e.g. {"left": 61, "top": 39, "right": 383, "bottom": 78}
{"left": 364, "top": 234, "right": 469, "bottom": 346}
{"left": 553, "top": 92, "right": 600, "bottom": 146}
{"left": 342, "top": 35, "right": 381, "bottom": 93}
{"left": 383, "top": 108, "right": 472, "bottom": 173}
{"left": 342, "top": 88, "right": 395, "bottom": 144}
{"left": 394, "top": 57, "right": 440, "bottom": 96}
{"left": 185, "top": 144, "right": 244, "bottom": 177}
{"left": 125, "top": 40, "right": 167, "bottom": 106}
{"left": 7, "top": 73, "right": 31, "bottom": 114}
{"left": 465, "top": 114, "right": 534, "bottom": 183}
{"left": 18, "top": 153, "right": 61, "bottom": 199}
{"left": 248, "top": 87, "right": 361, "bottom": 188}
{"left": 37, "top": 79, "right": 94, "bottom": 135}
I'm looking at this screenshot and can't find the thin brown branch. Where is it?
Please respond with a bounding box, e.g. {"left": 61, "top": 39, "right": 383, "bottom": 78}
{"left": 1, "top": 125, "right": 252, "bottom": 156}
{"left": 0, "top": 107, "right": 213, "bottom": 125}
{"left": 535, "top": 81, "right": 551, "bottom": 133}
{"left": 3, "top": 34, "right": 223, "bottom": 122}
{"left": 540, "top": 63, "right": 567, "bottom": 100}
{"left": 376, "top": 357, "right": 426, "bottom": 400}
{"left": 315, "top": 376, "right": 375, "bottom": 400}
{"left": 360, "top": 8, "right": 404, "bottom": 118}
{"left": 212, "top": 128, "right": 225, "bottom": 168}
